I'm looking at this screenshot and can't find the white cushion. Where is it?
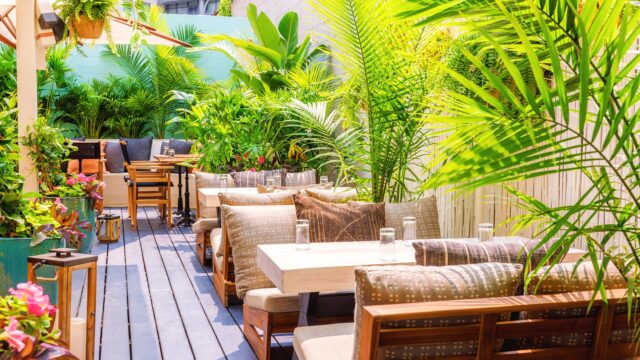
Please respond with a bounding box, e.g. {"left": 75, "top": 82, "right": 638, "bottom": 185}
{"left": 293, "top": 323, "right": 354, "bottom": 360}
{"left": 192, "top": 218, "right": 219, "bottom": 233}
{"left": 244, "top": 288, "right": 300, "bottom": 313}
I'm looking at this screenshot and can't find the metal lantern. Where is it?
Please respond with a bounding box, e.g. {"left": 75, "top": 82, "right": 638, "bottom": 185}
{"left": 96, "top": 214, "right": 121, "bottom": 242}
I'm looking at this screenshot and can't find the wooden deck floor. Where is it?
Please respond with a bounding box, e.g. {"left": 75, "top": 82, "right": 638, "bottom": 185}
{"left": 72, "top": 207, "right": 293, "bottom": 360}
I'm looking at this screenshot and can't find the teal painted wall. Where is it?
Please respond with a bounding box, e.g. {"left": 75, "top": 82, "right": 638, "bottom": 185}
{"left": 65, "top": 15, "right": 250, "bottom": 82}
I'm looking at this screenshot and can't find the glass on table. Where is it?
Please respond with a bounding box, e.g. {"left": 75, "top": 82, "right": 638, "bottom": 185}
{"left": 219, "top": 174, "right": 228, "bottom": 189}
{"left": 402, "top": 216, "right": 416, "bottom": 246}
{"left": 478, "top": 223, "right": 494, "bottom": 242}
{"left": 266, "top": 176, "right": 275, "bottom": 187}
{"left": 379, "top": 227, "right": 396, "bottom": 261}
{"left": 296, "top": 219, "right": 310, "bottom": 250}
{"left": 162, "top": 145, "right": 169, "bottom": 156}
{"left": 167, "top": 149, "right": 176, "bottom": 158}
{"left": 319, "top": 176, "right": 329, "bottom": 185}
{"left": 273, "top": 174, "right": 282, "bottom": 186}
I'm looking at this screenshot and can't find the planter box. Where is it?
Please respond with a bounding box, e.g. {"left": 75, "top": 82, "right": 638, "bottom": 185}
{"left": 43, "top": 196, "right": 96, "bottom": 254}
{"left": 0, "top": 237, "right": 61, "bottom": 303}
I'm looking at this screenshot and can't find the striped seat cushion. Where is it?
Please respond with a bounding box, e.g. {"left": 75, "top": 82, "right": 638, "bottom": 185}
{"left": 284, "top": 169, "right": 317, "bottom": 186}
{"left": 231, "top": 169, "right": 286, "bottom": 187}
{"left": 384, "top": 196, "right": 441, "bottom": 239}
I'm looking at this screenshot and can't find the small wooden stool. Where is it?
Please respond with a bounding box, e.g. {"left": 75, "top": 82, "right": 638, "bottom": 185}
{"left": 28, "top": 249, "right": 98, "bottom": 360}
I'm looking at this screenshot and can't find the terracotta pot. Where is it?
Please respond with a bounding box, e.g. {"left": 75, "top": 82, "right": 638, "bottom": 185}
{"left": 72, "top": 14, "right": 104, "bottom": 39}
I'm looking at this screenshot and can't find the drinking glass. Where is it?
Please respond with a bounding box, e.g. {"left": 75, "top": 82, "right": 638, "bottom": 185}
{"left": 379, "top": 228, "right": 396, "bottom": 261}
{"left": 274, "top": 174, "right": 282, "bottom": 186}
{"left": 319, "top": 176, "right": 329, "bottom": 185}
{"left": 266, "top": 176, "right": 275, "bottom": 187}
{"left": 478, "top": 223, "right": 494, "bottom": 242}
{"left": 402, "top": 216, "right": 416, "bottom": 246}
{"left": 219, "top": 174, "right": 228, "bottom": 189}
{"left": 296, "top": 219, "right": 310, "bottom": 250}
{"left": 167, "top": 149, "right": 176, "bottom": 158}
{"left": 162, "top": 145, "right": 169, "bottom": 156}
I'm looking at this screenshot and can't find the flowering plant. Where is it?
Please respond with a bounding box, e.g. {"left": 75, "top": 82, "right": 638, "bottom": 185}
{"left": 0, "top": 282, "right": 76, "bottom": 359}
{"left": 33, "top": 199, "right": 91, "bottom": 249}
{"left": 46, "top": 174, "right": 104, "bottom": 201}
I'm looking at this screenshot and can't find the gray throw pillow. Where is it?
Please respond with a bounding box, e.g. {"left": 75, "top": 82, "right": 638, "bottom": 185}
{"left": 120, "top": 136, "right": 153, "bottom": 161}
{"left": 105, "top": 141, "right": 125, "bottom": 173}
{"left": 168, "top": 138, "right": 192, "bottom": 154}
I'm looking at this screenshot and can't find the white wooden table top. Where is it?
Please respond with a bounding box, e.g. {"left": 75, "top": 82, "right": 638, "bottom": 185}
{"left": 257, "top": 236, "right": 587, "bottom": 294}
{"left": 198, "top": 187, "right": 258, "bottom": 207}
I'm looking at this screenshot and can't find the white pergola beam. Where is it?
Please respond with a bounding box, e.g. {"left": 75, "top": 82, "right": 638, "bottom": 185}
{"left": 16, "top": 0, "right": 38, "bottom": 193}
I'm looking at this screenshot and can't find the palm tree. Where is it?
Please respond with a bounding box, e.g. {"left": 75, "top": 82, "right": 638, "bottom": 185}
{"left": 298, "top": 0, "right": 449, "bottom": 202}
{"left": 102, "top": 6, "right": 203, "bottom": 138}
{"left": 402, "top": 0, "right": 639, "bottom": 305}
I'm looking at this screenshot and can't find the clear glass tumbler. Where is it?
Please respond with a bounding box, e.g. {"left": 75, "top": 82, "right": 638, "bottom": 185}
{"left": 379, "top": 227, "right": 396, "bottom": 261}
{"left": 162, "top": 145, "right": 169, "bottom": 156}
{"left": 274, "top": 174, "right": 282, "bottom": 186}
{"left": 219, "top": 174, "right": 228, "bottom": 189}
{"left": 167, "top": 149, "right": 175, "bottom": 158}
{"left": 266, "top": 177, "right": 275, "bottom": 187}
{"left": 296, "top": 219, "right": 310, "bottom": 250}
{"left": 479, "top": 223, "right": 494, "bottom": 242}
{"left": 319, "top": 176, "right": 329, "bottom": 185}
{"left": 402, "top": 216, "right": 416, "bottom": 246}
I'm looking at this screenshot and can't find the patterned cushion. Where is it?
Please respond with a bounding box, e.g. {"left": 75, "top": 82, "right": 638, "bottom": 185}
{"left": 384, "top": 196, "right": 441, "bottom": 239}
{"left": 231, "top": 169, "right": 286, "bottom": 187}
{"left": 221, "top": 205, "right": 297, "bottom": 298}
{"left": 354, "top": 263, "right": 523, "bottom": 359}
{"left": 294, "top": 195, "right": 384, "bottom": 243}
{"left": 519, "top": 262, "right": 630, "bottom": 348}
{"left": 217, "top": 192, "right": 294, "bottom": 257}
{"left": 195, "top": 171, "right": 236, "bottom": 219}
{"left": 285, "top": 169, "right": 317, "bottom": 186}
{"left": 305, "top": 187, "right": 358, "bottom": 203}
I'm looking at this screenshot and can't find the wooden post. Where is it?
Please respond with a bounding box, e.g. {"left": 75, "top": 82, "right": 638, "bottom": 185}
{"left": 16, "top": 0, "right": 39, "bottom": 193}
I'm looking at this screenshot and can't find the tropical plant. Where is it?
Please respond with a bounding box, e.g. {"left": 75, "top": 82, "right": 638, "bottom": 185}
{"left": 54, "top": 0, "right": 118, "bottom": 48}
{"left": 295, "top": 0, "right": 449, "bottom": 202}
{"left": 402, "top": 0, "right": 640, "bottom": 314}
{"left": 0, "top": 282, "right": 76, "bottom": 359}
{"left": 217, "top": 0, "right": 232, "bottom": 16}
{"left": 22, "top": 118, "right": 76, "bottom": 192}
{"left": 103, "top": 6, "right": 203, "bottom": 138}
{"left": 199, "top": 4, "right": 328, "bottom": 95}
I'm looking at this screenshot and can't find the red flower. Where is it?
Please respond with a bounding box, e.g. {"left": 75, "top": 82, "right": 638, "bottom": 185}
{"left": 250, "top": 168, "right": 257, "bottom": 172}
{"left": 258, "top": 156, "right": 265, "bottom": 165}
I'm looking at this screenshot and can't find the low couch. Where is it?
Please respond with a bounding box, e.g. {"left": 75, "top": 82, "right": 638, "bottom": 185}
{"left": 294, "top": 261, "right": 637, "bottom": 360}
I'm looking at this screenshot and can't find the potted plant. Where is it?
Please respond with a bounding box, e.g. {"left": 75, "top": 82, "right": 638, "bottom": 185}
{"left": 0, "top": 282, "right": 77, "bottom": 359}
{"left": 54, "top": 0, "right": 117, "bottom": 40}
{"left": 23, "top": 119, "right": 103, "bottom": 254}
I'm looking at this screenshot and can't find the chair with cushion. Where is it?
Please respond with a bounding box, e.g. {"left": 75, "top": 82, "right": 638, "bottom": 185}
{"left": 121, "top": 140, "right": 173, "bottom": 228}
{"left": 192, "top": 171, "right": 236, "bottom": 265}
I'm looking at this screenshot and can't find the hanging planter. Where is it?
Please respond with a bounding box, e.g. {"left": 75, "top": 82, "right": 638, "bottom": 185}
{"left": 72, "top": 14, "right": 105, "bottom": 39}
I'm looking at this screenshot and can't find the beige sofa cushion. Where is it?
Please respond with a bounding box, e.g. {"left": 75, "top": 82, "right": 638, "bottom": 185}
{"left": 244, "top": 288, "right": 300, "bottom": 313}
{"left": 231, "top": 169, "right": 286, "bottom": 187}
{"left": 285, "top": 169, "right": 317, "bottom": 186}
{"left": 305, "top": 187, "right": 357, "bottom": 203}
{"left": 192, "top": 218, "right": 219, "bottom": 233}
{"left": 222, "top": 205, "right": 296, "bottom": 298}
{"left": 354, "top": 263, "right": 523, "bottom": 359}
{"left": 520, "top": 262, "right": 629, "bottom": 348}
{"left": 384, "top": 196, "right": 441, "bottom": 239}
{"left": 294, "top": 323, "right": 354, "bottom": 360}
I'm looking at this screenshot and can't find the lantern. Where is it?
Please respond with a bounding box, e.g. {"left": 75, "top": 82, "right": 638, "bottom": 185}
{"left": 96, "top": 214, "right": 121, "bottom": 242}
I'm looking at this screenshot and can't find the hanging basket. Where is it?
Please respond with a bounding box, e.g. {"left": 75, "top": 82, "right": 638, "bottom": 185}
{"left": 72, "top": 15, "right": 104, "bottom": 39}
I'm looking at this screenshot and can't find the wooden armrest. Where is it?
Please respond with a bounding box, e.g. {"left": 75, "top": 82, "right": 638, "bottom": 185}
{"left": 127, "top": 164, "right": 174, "bottom": 170}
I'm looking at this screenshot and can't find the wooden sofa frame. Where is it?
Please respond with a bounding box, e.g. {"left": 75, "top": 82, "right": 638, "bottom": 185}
{"left": 212, "top": 232, "right": 238, "bottom": 307}
{"left": 357, "top": 288, "right": 639, "bottom": 360}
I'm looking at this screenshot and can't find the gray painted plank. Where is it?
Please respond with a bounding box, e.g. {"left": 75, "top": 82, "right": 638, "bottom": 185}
{"left": 120, "top": 207, "right": 162, "bottom": 360}
{"left": 142, "top": 208, "right": 226, "bottom": 360}
{"left": 163, "top": 216, "right": 257, "bottom": 360}
{"left": 134, "top": 207, "right": 195, "bottom": 360}
{"left": 100, "top": 211, "right": 131, "bottom": 360}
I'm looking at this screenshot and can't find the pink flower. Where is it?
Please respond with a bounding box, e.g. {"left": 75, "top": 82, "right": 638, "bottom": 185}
{"left": 250, "top": 168, "right": 256, "bottom": 172}
{"left": 66, "top": 177, "right": 78, "bottom": 186}
{"left": 9, "top": 282, "right": 43, "bottom": 299}
{"left": 2, "top": 317, "right": 26, "bottom": 352}
{"left": 258, "top": 156, "right": 265, "bottom": 165}
{"left": 10, "top": 282, "right": 57, "bottom": 317}
{"left": 54, "top": 198, "right": 68, "bottom": 214}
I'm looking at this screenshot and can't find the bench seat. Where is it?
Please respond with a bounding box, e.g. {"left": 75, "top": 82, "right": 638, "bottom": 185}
{"left": 294, "top": 323, "right": 354, "bottom": 360}
{"left": 244, "top": 288, "right": 300, "bottom": 313}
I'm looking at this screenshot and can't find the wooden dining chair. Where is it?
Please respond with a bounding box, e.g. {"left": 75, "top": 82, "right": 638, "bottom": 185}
{"left": 120, "top": 141, "right": 174, "bottom": 228}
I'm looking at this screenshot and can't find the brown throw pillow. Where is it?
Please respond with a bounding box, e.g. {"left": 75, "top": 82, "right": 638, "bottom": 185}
{"left": 384, "top": 196, "right": 441, "bottom": 239}
{"left": 354, "top": 263, "right": 523, "bottom": 359}
{"left": 221, "top": 205, "right": 297, "bottom": 298}
{"left": 293, "top": 195, "right": 384, "bottom": 243}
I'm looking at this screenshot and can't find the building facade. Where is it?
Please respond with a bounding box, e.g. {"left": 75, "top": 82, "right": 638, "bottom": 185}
{"left": 159, "top": 0, "right": 219, "bottom": 15}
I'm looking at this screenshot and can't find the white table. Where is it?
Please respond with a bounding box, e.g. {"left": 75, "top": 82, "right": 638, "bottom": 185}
{"left": 198, "top": 187, "right": 258, "bottom": 207}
